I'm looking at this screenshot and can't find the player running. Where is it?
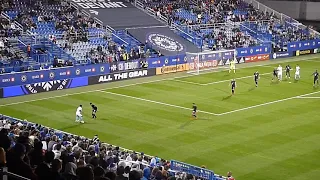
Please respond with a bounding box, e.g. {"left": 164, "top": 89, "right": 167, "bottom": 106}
{"left": 90, "top": 103, "right": 98, "bottom": 119}
{"left": 229, "top": 59, "right": 236, "bottom": 74}
{"left": 254, "top": 71, "right": 260, "bottom": 87}
{"left": 272, "top": 68, "right": 278, "bottom": 81}
{"left": 230, "top": 79, "right": 236, "bottom": 95}
{"left": 295, "top": 64, "right": 300, "bottom": 80}
{"left": 285, "top": 64, "right": 291, "bottom": 79}
{"left": 277, "top": 65, "right": 283, "bottom": 81}
{"left": 75, "top": 105, "right": 84, "bottom": 123}
{"left": 312, "top": 70, "right": 319, "bottom": 87}
{"left": 192, "top": 103, "right": 197, "bottom": 119}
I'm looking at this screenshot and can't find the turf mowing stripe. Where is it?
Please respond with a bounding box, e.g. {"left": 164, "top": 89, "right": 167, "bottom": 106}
{"left": 216, "top": 91, "right": 320, "bottom": 116}
{"left": 202, "top": 70, "right": 285, "bottom": 85}
{"left": 172, "top": 79, "right": 205, "bottom": 85}
{"left": 99, "top": 90, "right": 218, "bottom": 116}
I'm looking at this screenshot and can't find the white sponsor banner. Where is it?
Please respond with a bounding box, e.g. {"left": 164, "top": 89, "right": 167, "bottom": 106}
{"left": 72, "top": 0, "right": 127, "bottom": 9}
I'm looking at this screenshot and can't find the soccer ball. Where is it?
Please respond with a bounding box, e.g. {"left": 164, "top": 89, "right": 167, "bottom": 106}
{"left": 80, "top": 121, "right": 84, "bottom": 124}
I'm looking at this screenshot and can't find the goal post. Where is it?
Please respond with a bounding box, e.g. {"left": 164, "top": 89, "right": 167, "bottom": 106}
{"left": 186, "top": 49, "right": 236, "bottom": 75}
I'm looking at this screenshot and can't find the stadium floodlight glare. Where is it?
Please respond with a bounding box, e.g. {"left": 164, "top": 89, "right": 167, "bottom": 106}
{"left": 186, "top": 49, "right": 236, "bottom": 75}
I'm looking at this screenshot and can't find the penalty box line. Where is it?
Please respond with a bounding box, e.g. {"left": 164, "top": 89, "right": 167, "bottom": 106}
{"left": 216, "top": 91, "right": 320, "bottom": 116}
{"left": 98, "top": 90, "right": 219, "bottom": 116}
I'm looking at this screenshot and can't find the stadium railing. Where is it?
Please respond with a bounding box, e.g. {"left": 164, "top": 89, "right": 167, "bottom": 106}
{"left": 0, "top": 167, "right": 31, "bottom": 180}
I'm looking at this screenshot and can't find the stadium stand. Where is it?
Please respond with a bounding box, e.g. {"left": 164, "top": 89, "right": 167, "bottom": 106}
{"left": 142, "top": 0, "right": 320, "bottom": 50}
{"left": 0, "top": 114, "right": 227, "bottom": 180}
{"left": 0, "top": 0, "right": 160, "bottom": 73}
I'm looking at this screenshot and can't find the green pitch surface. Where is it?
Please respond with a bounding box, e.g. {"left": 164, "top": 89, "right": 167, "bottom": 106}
{"left": 1, "top": 55, "right": 320, "bottom": 180}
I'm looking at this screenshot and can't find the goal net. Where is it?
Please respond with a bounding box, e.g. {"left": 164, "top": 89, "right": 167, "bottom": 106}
{"left": 186, "top": 49, "right": 236, "bottom": 75}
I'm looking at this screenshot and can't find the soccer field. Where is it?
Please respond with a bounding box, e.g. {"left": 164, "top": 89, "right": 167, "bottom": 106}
{"left": 1, "top": 55, "right": 320, "bottom": 180}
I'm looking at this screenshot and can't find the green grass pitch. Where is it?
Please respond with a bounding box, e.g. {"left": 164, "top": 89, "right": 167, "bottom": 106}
{"left": 1, "top": 55, "right": 320, "bottom": 180}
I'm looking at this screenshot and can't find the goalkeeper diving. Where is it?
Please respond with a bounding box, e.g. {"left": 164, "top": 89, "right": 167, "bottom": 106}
{"left": 229, "top": 59, "right": 236, "bottom": 73}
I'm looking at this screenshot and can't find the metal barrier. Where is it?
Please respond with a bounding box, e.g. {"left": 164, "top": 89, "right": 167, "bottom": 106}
{"left": 0, "top": 167, "right": 31, "bottom": 180}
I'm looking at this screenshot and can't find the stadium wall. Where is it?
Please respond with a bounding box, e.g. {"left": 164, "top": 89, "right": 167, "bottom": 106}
{"left": 258, "top": 1, "right": 320, "bottom": 21}
{"left": 1, "top": 40, "right": 320, "bottom": 98}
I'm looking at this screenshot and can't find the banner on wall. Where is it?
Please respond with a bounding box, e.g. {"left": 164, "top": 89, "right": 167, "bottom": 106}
{"left": 88, "top": 68, "right": 156, "bottom": 85}
{"left": 156, "top": 64, "right": 189, "bottom": 75}
{"left": 0, "top": 64, "right": 110, "bottom": 88}
{"left": 294, "top": 49, "right": 314, "bottom": 56}
{"left": 245, "top": 54, "right": 269, "bottom": 63}
{"left": 109, "top": 59, "right": 148, "bottom": 73}
{"left": 270, "top": 52, "right": 293, "bottom": 59}
{"left": 3, "top": 77, "right": 88, "bottom": 98}
{"left": 236, "top": 45, "right": 271, "bottom": 57}
{"left": 287, "top": 39, "right": 320, "bottom": 52}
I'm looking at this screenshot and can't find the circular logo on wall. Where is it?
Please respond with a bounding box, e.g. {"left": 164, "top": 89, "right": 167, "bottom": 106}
{"left": 49, "top": 72, "right": 55, "bottom": 79}
{"left": 184, "top": 56, "right": 187, "bottom": 62}
{"left": 147, "top": 33, "right": 184, "bottom": 52}
{"left": 100, "top": 66, "right": 105, "bottom": 72}
{"left": 165, "top": 58, "right": 169, "bottom": 64}
{"left": 234, "top": 50, "right": 238, "bottom": 56}
{"left": 250, "top": 49, "right": 253, "bottom": 54}
{"left": 273, "top": 53, "right": 277, "bottom": 59}
{"left": 76, "top": 69, "right": 81, "bottom": 75}
{"left": 21, "top": 75, "right": 27, "bottom": 82}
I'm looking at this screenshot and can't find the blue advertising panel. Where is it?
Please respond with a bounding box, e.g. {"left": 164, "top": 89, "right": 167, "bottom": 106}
{"left": 270, "top": 51, "right": 293, "bottom": 60}
{"left": 236, "top": 45, "right": 271, "bottom": 57}
{"left": 170, "top": 160, "right": 214, "bottom": 180}
{"left": 109, "top": 59, "right": 148, "bottom": 73}
{"left": 3, "top": 76, "right": 88, "bottom": 98}
{"left": 147, "top": 54, "right": 187, "bottom": 68}
{"left": 0, "top": 63, "right": 109, "bottom": 88}
{"left": 287, "top": 39, "right": 320, "bottom": 52}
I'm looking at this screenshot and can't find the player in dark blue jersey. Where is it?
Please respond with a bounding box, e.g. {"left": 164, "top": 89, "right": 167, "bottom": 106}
{"left": 254, "top": 71, "right": 260, "bottom": 87}
{"left": 192, "top": 103, "right": 197, "bottom": 119}
{"left": 230, "top": 79, "right": 236, "bottom": 95}
{"left": 90, "top": 103, "right": 98, "bottom": 119}
{"left": 272, "top": 68, "right": 278, "bottom": 81}
{"left": 285, "top": 65, "right": 291, "bottom": 79}
{"left": 312, "top": 70, "right": 319, "bottom": 86}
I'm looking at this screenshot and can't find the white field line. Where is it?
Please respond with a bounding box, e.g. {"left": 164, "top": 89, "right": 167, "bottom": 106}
{"left": 99, "top": 91, "right": 218, "bottom": 116}
{"left": 0, "top": 56, "right": 318, "bottom": 108}
{"left": 216, "top": 91, "right": 320, "bottom": 116}
{"left": 296, "top": 96, "right": 320, "bottom": 99}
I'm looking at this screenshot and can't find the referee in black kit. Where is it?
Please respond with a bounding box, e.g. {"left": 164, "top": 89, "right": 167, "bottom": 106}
{"left": 90, "top": 103, "right": 98, "bottom": 119}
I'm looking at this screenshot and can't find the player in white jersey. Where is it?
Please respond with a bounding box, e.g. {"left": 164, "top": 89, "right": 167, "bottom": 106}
{"left": 75, "top": 105, "right": 84, "bottom": 123}
{"left": 295, "top": 64, "right": 300, "bottom": 80}
{"left": 277, "top": 65, "right": 283, "bottom": 81}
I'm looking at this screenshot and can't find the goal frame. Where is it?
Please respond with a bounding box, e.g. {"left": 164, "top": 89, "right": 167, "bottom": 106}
{"left": 186, "top": 49, "right": 236, "bottom": 75}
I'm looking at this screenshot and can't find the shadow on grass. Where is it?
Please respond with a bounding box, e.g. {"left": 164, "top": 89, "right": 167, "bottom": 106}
{"left": 222, "top": 95, "right": 232, "bottom": 100}
{"left": 248, "top": 87, "right": 255, "bottom": 92}
{"left": 60, "top": 122, "right": 96, "bottom": 131}
{"left": 179, "top": 117, "right": 210, "bottom": 129}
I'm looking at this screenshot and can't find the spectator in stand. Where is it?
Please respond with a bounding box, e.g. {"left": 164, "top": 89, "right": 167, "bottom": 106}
{"left": 0, "top": 147, "right": 6, "bottom": 167}
{"left": 6, "top": 143, "right": 37, "bottom": 180}
{"left": 35, "top": 151, "right": 55, "bottom": 180}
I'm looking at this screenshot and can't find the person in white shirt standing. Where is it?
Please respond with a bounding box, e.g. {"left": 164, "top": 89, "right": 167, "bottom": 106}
{"left": 295, "top": 64, "right": 300, "bottom": 80}
{"left": 277, "top": 65, "right": 283, "bottom": 81}
{"left": 76, "top": 105, "right": 84, "bottom": 123}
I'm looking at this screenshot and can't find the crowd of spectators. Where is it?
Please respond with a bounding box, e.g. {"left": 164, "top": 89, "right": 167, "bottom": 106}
{"left": 0, "top": 115, "right": 235, "bottom": 180}
{"left": 145, "top": 0, "right": 318, "bottom": 50}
